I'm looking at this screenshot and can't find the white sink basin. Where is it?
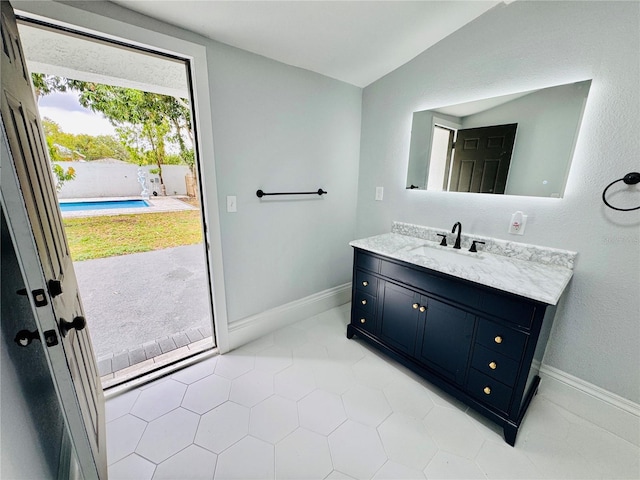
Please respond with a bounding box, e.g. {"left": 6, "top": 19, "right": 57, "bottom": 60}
{"left": 407, "top": 244, "right": 483, "bottom": 268}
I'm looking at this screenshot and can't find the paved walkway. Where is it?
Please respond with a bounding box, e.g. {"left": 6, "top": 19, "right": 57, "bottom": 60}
{"left": 73, "top": 244, "right": 213, "bottom": 376}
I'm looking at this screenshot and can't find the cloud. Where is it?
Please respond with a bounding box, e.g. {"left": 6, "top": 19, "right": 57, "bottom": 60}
{"left": 38, "top": 106, "right": 116, "bottom": 137}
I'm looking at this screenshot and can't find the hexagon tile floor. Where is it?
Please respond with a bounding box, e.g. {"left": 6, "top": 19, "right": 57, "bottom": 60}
{"left": 106, "top": 304, "right": 639, "bottom": 480}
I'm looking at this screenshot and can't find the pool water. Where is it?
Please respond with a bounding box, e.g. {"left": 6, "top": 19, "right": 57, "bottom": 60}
{"left": 59, "top": 199, "right": 150, "bottom": 212}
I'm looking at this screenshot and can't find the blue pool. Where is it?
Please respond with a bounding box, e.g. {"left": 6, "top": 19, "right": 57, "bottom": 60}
{"left": 59, "top": 199, "right": 150, "bottom": 212}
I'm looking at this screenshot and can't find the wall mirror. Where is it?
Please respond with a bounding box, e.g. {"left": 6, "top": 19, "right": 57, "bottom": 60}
{"left": 406, "top": 79, "right": 591, "bottom": 197}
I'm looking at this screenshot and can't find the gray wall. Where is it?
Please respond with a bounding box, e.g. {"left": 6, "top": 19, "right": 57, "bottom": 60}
{"left": 45, "top": 1, "right": 362, "bottom": 325}
{"left": 357, "top": 1, "right": 640, "bottom": 402}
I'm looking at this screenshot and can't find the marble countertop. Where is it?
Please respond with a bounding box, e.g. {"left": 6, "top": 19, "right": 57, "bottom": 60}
{"left": 350, "top": 223, "right": 576, "bottom": 305}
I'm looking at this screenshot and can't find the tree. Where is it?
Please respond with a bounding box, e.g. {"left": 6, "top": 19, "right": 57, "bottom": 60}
{"left": 32, "top": 74, "right": 195, "bottom": 194}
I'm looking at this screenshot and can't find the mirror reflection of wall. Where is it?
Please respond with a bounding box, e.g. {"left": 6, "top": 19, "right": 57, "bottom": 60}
{"left": 407, "top": 79, "right": 592, "bottom": 198}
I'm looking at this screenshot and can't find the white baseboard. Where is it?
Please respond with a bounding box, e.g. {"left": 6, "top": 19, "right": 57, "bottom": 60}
{"left": 227, "top": 283, "right": 351, "bottom": 351}
{"left": 539, "top": 364, "right": 640, "bottom": 446}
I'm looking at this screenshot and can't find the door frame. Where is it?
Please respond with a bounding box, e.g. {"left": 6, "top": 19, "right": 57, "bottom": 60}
{"left": 14, "top": 1, "right": 230, "bottom": 353}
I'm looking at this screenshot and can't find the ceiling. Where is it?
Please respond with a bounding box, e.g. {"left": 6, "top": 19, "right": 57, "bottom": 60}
{"left": 111, "top": 1, "right": 502, "bottom": 88}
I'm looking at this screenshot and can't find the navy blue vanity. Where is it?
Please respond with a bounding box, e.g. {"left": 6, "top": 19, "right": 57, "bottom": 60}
{"left": 347, "top": 222, "right": 576, "bottom": 446}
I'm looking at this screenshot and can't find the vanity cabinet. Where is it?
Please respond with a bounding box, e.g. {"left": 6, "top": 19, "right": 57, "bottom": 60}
{"left": 347, "top": 248, "right": 553, "bottom": 446}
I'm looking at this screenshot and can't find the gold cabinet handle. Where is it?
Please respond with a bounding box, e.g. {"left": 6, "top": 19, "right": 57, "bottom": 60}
{"left": 361, "top": 299, "right": 367, "bottom": 305}
{"left": 483, "top": 386, "right": 491, "bottom": 395}
{"left": 489, "top": 361, "right": 497, "bottom": 370}
{"left": 362, "top": 281, "right": 369, "bottom": 287}
{"left": 360, "top": 318, "right": 366, "bottom": 324}
{"left": 494, "top": 336, "right": 503, "bottom": 344}
{"left": 419, "top": 306, "right": 426, "bottom": 312}
{"left": 412, "top": 303, "right": 419, "bottom": 309}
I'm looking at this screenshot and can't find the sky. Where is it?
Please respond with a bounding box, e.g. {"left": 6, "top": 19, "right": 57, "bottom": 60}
{"left": 38, "top": 90, "right": 117, "bottom": 137}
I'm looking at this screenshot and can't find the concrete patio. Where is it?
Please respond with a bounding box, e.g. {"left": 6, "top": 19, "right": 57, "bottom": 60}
{"left": 73, "top": 244, "right": 214, "bottom": 384}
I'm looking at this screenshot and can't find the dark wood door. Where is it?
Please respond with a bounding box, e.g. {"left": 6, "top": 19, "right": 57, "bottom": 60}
{"left": 378, "top": 281, "right": 424, "bottom": 355}
{"left": 449, "top": 123, "right": 517, "bottom": 194}
{"left": 416, "top": 299, "right": 475, "bottom": 385}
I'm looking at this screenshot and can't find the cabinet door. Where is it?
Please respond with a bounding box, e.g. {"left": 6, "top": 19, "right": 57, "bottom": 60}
{"left": 416, "top": 299, "right": 475, "bottom": 385}
{"left": 378, "top": 281, "right": 423, "bottom": 355}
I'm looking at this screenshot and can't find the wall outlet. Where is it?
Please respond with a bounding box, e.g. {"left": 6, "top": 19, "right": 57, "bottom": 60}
{"left": 375, "top": 187, "right": 384, "bottom": 201}
{"left": 226, "top": 195, "right": 237, "bottom": 213}
{"left": 508, "top": 211, "right": 527, "bottom": 235}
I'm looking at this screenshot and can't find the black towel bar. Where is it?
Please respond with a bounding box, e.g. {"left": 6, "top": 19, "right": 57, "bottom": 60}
{"left": 256, "top": 189, "right": 327, "bottom": 198}
{"left": 602, "top": 172, "right": 640, "bottom": 211}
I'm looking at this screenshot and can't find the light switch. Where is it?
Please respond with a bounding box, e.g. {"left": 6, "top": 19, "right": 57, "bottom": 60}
{"left": 227, "top": 196, "right": 237, "bottom": 213}
{"left": 375, "top": 187, "right": 384, "bottom": 201}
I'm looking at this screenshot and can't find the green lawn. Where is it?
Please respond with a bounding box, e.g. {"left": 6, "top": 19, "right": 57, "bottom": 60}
{"left": 63, "top": 211, "right": 203, "bottom": 261}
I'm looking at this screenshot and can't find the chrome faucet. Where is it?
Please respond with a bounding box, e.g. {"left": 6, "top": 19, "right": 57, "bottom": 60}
{"left": 452, "top": 222, "right": 462, "bottom": 249}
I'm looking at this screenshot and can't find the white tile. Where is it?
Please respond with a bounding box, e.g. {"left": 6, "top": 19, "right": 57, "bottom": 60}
{"left": 107, "top": 414, "right": 147, "bottom": 465}
{"left": 153, "top": 445, "right": 217, "bottom": 480}
{"left": 423, "top": 405, "right": 484, "bottom": 459}
{"left": 298, "top": 389, "right": 347, "bottom": 435}
{"left": 171, "top": 356, "right": 219, "bottom": 384}
{"left": 325, "top": 337, "right": 366, "bottom": 364}
{"left": 313, "top": 360, "right": 356, "bottom": 395}
{"left": 106, "top": 389, "right": 141, "bottom": 423}
{"left": 214, "top": 351, "right": 255, "bottom": 379}
{"left": 273, "top": 326, "right": 308, "bottom": 348}
{"left": 475, "top": 439, "right": 544, "bottom": 479}
{"left": 382, "top": 377, "right": 435, "bottom": 420}
{"left": 566, "top": 421, "right": 640, "bottom": 478}
{"left": 130, "top": 379, "right": 187, "bottom": 421}
{"left": 292, "top": 342, "right": 329, "bottom": 362}
{"left": 235, "top": 333, "right": 275, "bottom": 354}
{"left": 194, "top": 401, "right": 249, "bottom": 454}
{"left": 136, "top": 408, "right": 200, "bottom": 463}
{"left": 373, "top": 461, "right": 426, "bottom": 480}
{"left": 342, "top": 384, "right": 392, "bottom": 427}
{"left": 520, "top": 431, "right": 601, "bottom": 479}
{"left": 274, "top": 364, "right": 316, "bottom": 401}
{"left": 109, "top": 454, "right": 156, "bottom": 480}
{"left": 518, "top": 396, "right": 571, "bottom": 441}
{"left": 249, "top": 395, "right": 298, "bottom": 444}
{"left": 214, "top": 436, "right": 274, "bottom": 480}
{"left": 423, "top": 451, "right": 487, "bottom": 479}
{"left": 181, "top": 374, "right": 231, "bottom": 414}
{"left": 324, "top": 471, "right": 356, "bottom": 480}
{"left": 254, "top": 345, "right": 293, "bottom": 374}
{"left": 229, "top": 369, "right": 274, "bottom": 407}
{"left": 328, "top": 420, "right": 387, "bottom": 479}
{"left": 275, "top": 428, "right": 333, "bottom": 480}
{"left": 378, "top": 413, "right": 437, "bottom": 470}
{"left": 351, "top": 355, "right": 397, "bottom": 389}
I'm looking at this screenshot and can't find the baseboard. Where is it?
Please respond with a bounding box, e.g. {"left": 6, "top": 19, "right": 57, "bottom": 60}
{"left": 227, "top": 283, "right": 351, "bottom": 351}
{"left": 539, "top": 364, "right": 640, "bottom": 446}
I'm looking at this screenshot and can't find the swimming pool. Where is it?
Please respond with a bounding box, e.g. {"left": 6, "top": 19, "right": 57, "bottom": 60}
{"left": 59, "top": 199, "right": 150, "bottom": 212}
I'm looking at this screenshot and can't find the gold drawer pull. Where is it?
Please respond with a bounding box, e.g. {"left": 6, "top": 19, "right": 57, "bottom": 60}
{"left": 419, "top": 306, "right": 426, "bottom": 313}
{"left": 494, "top": 336, "right": 503, "bottom": 344}
{"left": 361, "top": 299, "right": 367, "bottom": 305}
{"left": 412, "top": 303, "right": 419, "bottom": 309}
{"left": 489, "top": 361, "right": 497, "bottom": 370}
{"left": 362, "top": 281, "right": 369, "bottom": 287}
{"left": 360, "top": 318, "right": 366, "bottom": 324}
{"left": 483, "top": 386, "right": 491, "bottom": 395}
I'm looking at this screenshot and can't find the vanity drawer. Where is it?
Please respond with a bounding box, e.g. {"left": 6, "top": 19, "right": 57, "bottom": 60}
{"left": 476, "top": 319, "right": 527, "bottom": 361}
{"left": 479, "top": 292, "right": 537, "bottom": 328}
{"left": 352, "top": 309, "right": 376, "bottom": 334}
{"left": 471, "top": 343, "right": 519, "bottom": 387}
{"left": 355, "top": 250, "right": 381, "bottom": 273}
{"left": 354, "top": 291, "right": 376, "bottom": 315}
{"left": 467, "top": 369, "right": 513, "bottom": 413}
{"left": 380, "top": 259, "right": 480, "bottom": 309}
{"left": 355, "top": 270, "right": 378, "bottom": 294}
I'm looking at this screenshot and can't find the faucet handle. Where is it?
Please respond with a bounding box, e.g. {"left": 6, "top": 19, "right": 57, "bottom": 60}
{"left": 436, "top": 234, "right": 447, "bottom": 246}
{"left": 469, "top": 240, "right": 486, "bottom": 253}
